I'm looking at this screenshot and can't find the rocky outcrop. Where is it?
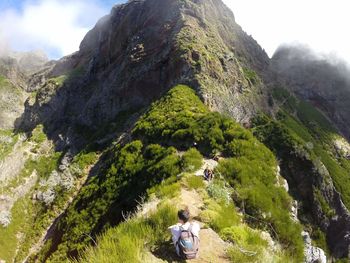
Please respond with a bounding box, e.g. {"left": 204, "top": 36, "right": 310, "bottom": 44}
{"left": 302, "top": 231, "right": 327, "bottom": 263}
{"left": 333, "top": 137, "right": 350, "bottom": 159}
{"left": 278, "top": 164, "right": 327, "bottom": 261}
{"left": 283, "top": 145, "right": 350, "bottom": 258}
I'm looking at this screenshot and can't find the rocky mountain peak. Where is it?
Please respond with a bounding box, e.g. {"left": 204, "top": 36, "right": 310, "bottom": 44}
{"left": 20, "top": 0, "right": 271, "bottom": 148}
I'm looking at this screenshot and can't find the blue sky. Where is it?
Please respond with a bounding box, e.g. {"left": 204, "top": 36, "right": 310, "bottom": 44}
{"left": 0, "top": 0, "right": 126, "bottom": 59}
{"left": 0, "top": 0, "right": 123, "bottom": 12}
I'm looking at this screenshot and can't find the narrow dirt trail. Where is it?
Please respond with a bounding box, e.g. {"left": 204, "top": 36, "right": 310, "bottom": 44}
{"left": 148, "top": 158, "right": 231, "bottom": 263}
{"left": 179, "top": 188, "right": 231, "bottom": 263}
{"left": 194, "top": 158, "right": 218, "bottom": 177}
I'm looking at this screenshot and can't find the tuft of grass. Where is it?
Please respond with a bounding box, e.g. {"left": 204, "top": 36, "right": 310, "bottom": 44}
{"left": 185, "top": 174, "right": 205, "bottom": 190}
{"left": 31, "top": 125, "right": 47, "bottom": 144}
{"left": 222, "top": 225, "right": 268, "bottom": 263}
{"left": 211, "top": 203, "right": 241, "bottom": 232}
{"left": 147, "top": 175, "right": 181, "bottom": 199}
{"left": 74, "top": 202, "right": 177, "bottom": 263}
{"left": 199, "top": 197, "right": 240, "bottom": 233}
{"left": 243, "top": 68, "right": 259, "bottom": 84}
{"left": 314, "top": 189, "right": 335, "bottom": 218}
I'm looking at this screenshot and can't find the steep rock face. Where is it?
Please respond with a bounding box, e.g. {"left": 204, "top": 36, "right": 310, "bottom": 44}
{"left": 19, "top": 0, "right": 270, "bottom": 148}
{"left": 270, "top": 45, "right": 350, "bottom": 140}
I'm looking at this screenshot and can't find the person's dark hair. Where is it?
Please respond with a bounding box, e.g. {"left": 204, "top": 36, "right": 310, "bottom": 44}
{"left": 178, "top": 208, "right": 190, "bottom": 223}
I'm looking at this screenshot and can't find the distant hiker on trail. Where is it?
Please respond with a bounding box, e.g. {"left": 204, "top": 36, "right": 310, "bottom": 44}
{"left": 168, "top": 208, "right": 200, "bottom": 259}
{"left": 204, "top": 167, "right": 214, "bottom": 181}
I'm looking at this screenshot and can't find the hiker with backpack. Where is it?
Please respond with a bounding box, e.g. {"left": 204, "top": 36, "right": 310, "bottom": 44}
{"left": 168, "top": 208, "right": 200, "bottom": 259}
{"left": 204, "top": 167, "right": 214, "bottom": 181}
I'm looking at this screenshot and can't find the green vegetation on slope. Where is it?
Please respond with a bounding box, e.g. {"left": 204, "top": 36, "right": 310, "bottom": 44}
{"left": 0, "top": 124, "right": 101, "bottom": 262}
{"left": 216, "top": 152, "right": 303, "bottom": 258}
{"left": 41, "top": 142, "right": 185, "bottom": 261}
{"left": 0, "top": 128, "right": 60, "bottom": 262}
{"left": 0, "top": 129, "right": 19, "bottom": 161}
{"left": 252, "top": 87, "right": 350, "bottom": 257}
{"left": 76, "top": 161, "right": 296, "bottom": 263}
{"left": 268, "top": 88, "right": 350, "bottom": 209}
{"left": 0, "top": 197, "right": 30, "bottom": 262}
{"left": 74, "top": 202, "right": 178, "bottom": 263}
{"left": 41, "top": 85, "right": 304, "bottom": 262}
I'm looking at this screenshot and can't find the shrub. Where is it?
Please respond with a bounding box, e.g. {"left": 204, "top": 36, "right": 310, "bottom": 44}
{"left": 73, "top": 151, "right": 98, "bottom": 171}
{"left": 147, "top": 175, "right": 181, "bottom": 199}
{"left": 31, "top": 125, "right": 47, "bottom": 144}
{"left": 181, "top": 148, "right": 203, "bottom": 172}
{"left": 206, "top": 180, "right": 232, "bottom": 204}
{"left": 198, "top": 210, "right": 219, "bottom": 224}
{"left": 221, "top": 225, "right": 267, "bottom": 247}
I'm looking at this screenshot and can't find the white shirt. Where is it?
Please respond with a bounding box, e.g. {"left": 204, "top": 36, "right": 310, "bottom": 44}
{"left": 168, "top": 221, "right": 200, "bottom": 255}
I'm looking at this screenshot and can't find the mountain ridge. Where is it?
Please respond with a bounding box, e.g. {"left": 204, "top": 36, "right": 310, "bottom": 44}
{"left": 0, "top": 0, "right": 350, "bottom": 262}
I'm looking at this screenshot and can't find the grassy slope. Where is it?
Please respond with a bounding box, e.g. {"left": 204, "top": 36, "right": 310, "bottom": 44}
{"left": 41, "top": 85, "right": 304, "bottom": 262}
{"left": 0, "top": 129, "right": 18, "bottom": 161}
{"left": 75, "top": 173, "right": 294, "bottom": 263}
{"left": 0, "top": 126, "right": 99, "bottom": 262}
{"left": 253, "top": 87, "right": 350, "bottom": 256}
{"left": 271, "top": 87, "right": 350, "bottom": 209}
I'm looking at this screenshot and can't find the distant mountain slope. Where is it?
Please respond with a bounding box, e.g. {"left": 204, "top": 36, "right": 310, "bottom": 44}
{"left": 270, "top": 45, "right": 350, "bottom": 140}
{"left": 0, "top": 51, "right": 48, "bottom": 129}
{"left": 0, "top": 76, "right": 26, "bottom": 129}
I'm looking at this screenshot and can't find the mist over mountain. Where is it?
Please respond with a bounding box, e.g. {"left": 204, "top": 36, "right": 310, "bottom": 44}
{"left": 271, "top": 44, "right": 350, "bottom": 139}
{"left": 0, "top": 0, "right": 349, "bottom": 262}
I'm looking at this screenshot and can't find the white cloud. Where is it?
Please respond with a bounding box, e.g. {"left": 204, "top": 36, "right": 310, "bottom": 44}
{"left": 2, "top": 0, "right": 349, "bottom": 64}
{"left": 223, "top": 0, "right": 350, "bottom": 62}
{"left": 0, "top": 0, "right": 109, "bottom": 59}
